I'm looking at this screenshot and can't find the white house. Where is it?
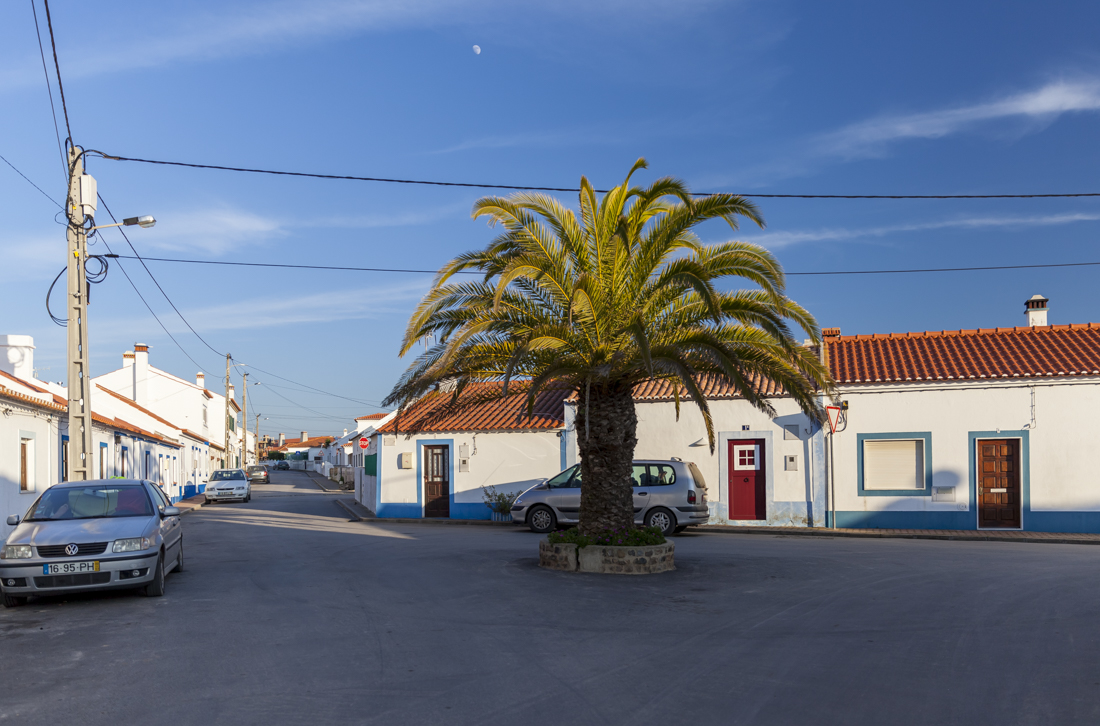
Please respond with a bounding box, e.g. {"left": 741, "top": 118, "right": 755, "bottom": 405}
{"left": 361, "top": 383, "right": 568, "bottom": 519}
{"left": 94, "top": 344, "right": 244, "bottom": 482}
{"left": 823, "top": 295, "right": 1100, "bottom": 532}
{"left": 564, "top": 376, "right": 829, "bottom": 528}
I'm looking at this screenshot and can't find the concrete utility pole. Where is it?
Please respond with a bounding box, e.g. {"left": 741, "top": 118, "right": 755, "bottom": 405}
{"left": 224, "top": 353, "right": 231, "bottom": 469}
{"left": 66, "top": 146, "right": 94, "bottom": 481}
{"left": 242, "top": 372, "right": 248, "bottom": 466}
{"left": 255, "top": 413, "right": 261, "bottom": 462}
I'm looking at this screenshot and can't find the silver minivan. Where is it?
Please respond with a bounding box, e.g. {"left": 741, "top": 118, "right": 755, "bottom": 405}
{"left": 511, "top": 459, "right": 710, "bottom": 535}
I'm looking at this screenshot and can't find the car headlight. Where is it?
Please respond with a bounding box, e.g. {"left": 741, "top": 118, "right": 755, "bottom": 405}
{"left": 0, "top": 545, "right": 32, "bottom": 559}
{"left": 112, "top": 537, "right": 153, "bottom": 553}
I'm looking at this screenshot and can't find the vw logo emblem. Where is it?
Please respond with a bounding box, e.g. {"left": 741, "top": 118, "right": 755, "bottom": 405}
{"left": 64, "top": 543, "right": 79, "bottom": 556}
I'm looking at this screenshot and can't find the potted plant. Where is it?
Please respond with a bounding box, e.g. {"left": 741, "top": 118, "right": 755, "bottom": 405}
{"left": 482, "top": 485, "right": 520, "bottom": 522}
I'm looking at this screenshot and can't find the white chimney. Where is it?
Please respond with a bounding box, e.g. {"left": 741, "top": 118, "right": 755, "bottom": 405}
{"left": 123, "top": 350, "right": 134, "bottom": 368}
{"left": 196, "top": 372, "right": 205, "bottom": 388}
{"left": 133, "top": 344, "right": 150, "bottom": 404}
{"left": 1025, "top": 295, "right": 1048, "bottom": 327}
{"left": 278, "top": 433, "right": 285, "bottom": 446}
{"left": 228, "top": 384, "right": 235, "bottom": 400}
{"left": 343, "top": 428, "right": 348, "bottom": 437}
{"left": 301, "top": 431, "right": 308, "bottom": 442}
{"left": 0, "top": 335, "right": 35, "bottom": 381}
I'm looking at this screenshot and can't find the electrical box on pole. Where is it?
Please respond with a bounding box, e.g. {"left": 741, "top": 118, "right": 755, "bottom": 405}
{"left": 66, "top": 147, "right": 94, "bottom": 481}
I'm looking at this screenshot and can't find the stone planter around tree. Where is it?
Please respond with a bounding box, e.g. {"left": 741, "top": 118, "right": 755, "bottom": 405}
{"left": 538, "top": 539, "right": 674, "bottom": 574}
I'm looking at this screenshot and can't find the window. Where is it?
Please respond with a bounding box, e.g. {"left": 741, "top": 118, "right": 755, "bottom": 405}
{"left": 632, "top": 464, "right": 676, "bottom": 487}
{"left": 203, "top": 405, "right": 208, "bottom": 427}
{"left": 20, "top": 438, "right": 33, "bottom": 491}
{"left": 62, "top": 439, "right": 69, "bottom": 482}
{"left": 547, "top": 466, "right": 577, "bottom": 488}
{"left": 120, "top": 446, "right": 128, "bottom": 478}
{"left": 863, "top": 439, "right": 924, "bottom": 490}
{"left": 737, "top": 448, "right": 755, "bottom": 468}
{"left": 99, "top": 444, "right": 108, "bottom": 479}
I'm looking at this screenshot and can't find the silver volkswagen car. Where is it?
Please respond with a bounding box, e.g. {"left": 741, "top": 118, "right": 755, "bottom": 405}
{"left": 510, "top": 459, "right": 710, "bottom": 535}
{"left": 0, "top": 479, "right": 184, "bottom": 607}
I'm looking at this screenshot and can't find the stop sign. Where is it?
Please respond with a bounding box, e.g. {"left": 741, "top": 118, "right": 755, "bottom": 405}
{"left": 358, "top": 437, "right": 369, "bottom": 450}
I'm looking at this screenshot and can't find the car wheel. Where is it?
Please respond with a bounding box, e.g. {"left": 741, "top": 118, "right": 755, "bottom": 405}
{"left": 645, "top": 507, "right": 676, "bottom": 536}
{"left": 527, "top": 505, "right": 557, "bottom": 534}
{"left": 143, "top": 553, "right": 166, "bottom": 597}
{"left": 2, "top": 593, "right": 27, "bottom": 608}
{"left": 245, "top": 493, "right": 251, "bottom": 503}
{"left": 175, "top": 538, "right": 184, "bottom": 573}
{"left": 205, "top": 496, "right": 214, "bottom": 505}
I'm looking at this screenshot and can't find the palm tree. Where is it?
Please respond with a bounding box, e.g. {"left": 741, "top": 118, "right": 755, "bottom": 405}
{"left": 384, "top": 159, "right": 833, "bottom": 535}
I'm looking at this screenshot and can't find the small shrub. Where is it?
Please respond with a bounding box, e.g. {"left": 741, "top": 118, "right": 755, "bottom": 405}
{"left": 481, "top": 485, "right": 520, "bottom": 514}
{"left": 548, "top": 525, "right": 666, "bottom": 548}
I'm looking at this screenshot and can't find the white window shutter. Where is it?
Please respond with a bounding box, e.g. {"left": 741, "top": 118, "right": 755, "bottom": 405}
{"left": 863, "top": 440, "right": 924, "bottom": 490}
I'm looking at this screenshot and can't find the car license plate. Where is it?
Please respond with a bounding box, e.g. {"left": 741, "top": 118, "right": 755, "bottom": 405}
{"left": 43, "top": 561, "right": 100, "bottom": 575}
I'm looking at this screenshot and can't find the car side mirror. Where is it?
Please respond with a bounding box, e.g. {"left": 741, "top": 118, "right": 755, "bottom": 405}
{"left": 162, "top": 506, "right": 181, "bottom": 518}
{"left": 6, "top": 514, "right": 20, "bottom": 526}
{"left": 537, "top": 480, "right": 549, "bottom": 490}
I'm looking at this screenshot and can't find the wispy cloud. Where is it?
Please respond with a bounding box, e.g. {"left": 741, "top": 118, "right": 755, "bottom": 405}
{"left": 817, "top": 79, "right": 1100, "bottom": 159}
{"left": 743, "top": 212, "right": 1100, "bottom": 249}
{"left": 133, "top": 206, "right": 284, "bottom": 255}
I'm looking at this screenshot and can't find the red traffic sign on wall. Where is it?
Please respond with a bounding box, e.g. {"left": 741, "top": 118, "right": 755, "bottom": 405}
{"left": 358, "top": 437, "right": 369, "bottom": 450}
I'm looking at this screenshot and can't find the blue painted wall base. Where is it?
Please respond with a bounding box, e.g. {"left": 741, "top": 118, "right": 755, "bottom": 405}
{"left": 826, "top": 510, "right": 1100, "bottom": 533}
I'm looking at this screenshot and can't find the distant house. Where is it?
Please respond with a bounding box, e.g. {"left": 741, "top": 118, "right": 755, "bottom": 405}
{"left": 361, "top": 383, "right": 568, "bottom": 519}
{"left": 824, "top": 296, "right": 1100, "bottom": 532}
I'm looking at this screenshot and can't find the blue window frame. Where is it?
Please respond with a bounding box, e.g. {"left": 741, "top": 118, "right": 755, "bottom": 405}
{"left": 857, "top": 432, "right": 933, "bottom": 497}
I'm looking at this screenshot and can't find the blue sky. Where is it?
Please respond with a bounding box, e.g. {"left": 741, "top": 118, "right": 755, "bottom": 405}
{"left": 2, "top": 0, "right": 1099, "bottom": 437}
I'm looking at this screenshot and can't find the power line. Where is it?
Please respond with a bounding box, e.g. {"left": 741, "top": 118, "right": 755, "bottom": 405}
{"left": 0, "top": 152, "right": 61, "bottom": 207}
{"left": 96, "top": 195, "right": 226, "bottom": 361}
{"left": 97, "top": 154, "right": 1100, "bottom": 199}
{"left": 30, "top": 0, "right": 65, "bottom": 177}
{"left": 105, "top": 252, "right": 1100, "bottom": 278}
{"left": 41, "top": 0, "right": 71, "bottom": 143}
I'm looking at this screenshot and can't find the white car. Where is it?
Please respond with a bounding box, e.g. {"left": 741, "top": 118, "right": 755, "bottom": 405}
{"left": 204, "top": 469, "right": 251, "bottom": 503}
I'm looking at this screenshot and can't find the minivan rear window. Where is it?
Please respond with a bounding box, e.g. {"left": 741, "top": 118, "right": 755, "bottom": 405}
{"left": 687, "top": 462, "right": 707, "bottom": 490}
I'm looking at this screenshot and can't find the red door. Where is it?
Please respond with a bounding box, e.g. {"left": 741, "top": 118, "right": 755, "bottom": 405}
{"left": 729, "top": 440, "right": 765, "bottom": 520}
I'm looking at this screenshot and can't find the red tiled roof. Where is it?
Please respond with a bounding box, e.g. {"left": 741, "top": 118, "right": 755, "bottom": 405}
{"left": 563, "top": 373, "right": 787, "bottom": 403}
{"left": 96, "top": 385, "right": 184, "bottom": 431}
{"left": 377, "top": 382, "right": 567, "bottom": 434}
{"left": 825, "top": 323, "right": 1100, "bottom": 383}
{"left": 355, "top": 413, "right": 389, "bottom": 421}
{"left": 271, "top": 435, "right": 338, "bottom": 451}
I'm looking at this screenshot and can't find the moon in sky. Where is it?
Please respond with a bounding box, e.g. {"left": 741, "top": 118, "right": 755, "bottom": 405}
{"left": 472, "top": 45, "right": 481, "bottom": 55}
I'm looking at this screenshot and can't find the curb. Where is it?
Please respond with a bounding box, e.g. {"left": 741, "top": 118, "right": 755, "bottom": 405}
{"left": 696, "top": 524, "right": 1100, "bottom": 546}
{"left": 334, "top": 499, "right": 514, "bottom": 527}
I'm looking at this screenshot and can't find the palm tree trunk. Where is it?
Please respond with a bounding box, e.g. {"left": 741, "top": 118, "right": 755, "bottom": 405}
{"left": 575, "top": 382, "right": 637, "bottom": 536}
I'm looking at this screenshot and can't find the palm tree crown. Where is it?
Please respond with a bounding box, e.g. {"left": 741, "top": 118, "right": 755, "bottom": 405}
{"left": 385, "top": 159, "right": 832, "bottom": 534}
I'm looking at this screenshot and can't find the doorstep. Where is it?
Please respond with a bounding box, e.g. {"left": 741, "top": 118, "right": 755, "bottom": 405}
{"left": 698, "top": 524, "right": 1100, "bottom": 546}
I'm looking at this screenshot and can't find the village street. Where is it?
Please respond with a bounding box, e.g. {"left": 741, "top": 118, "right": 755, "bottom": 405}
{"left": 2, "top": 469, "right": 1099, "bottom": 726}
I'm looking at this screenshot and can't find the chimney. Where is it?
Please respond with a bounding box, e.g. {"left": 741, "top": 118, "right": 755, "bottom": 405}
{"left": 278, "top": 433, "right": 285, "bottom": 446}
{"left": 0, "top": 335, "right": 35, "bottom": 381}
{"left": 343, "top": 428, "right": 348, "bottom": 437}
{"left": 301, "top": 431, "right": 308, "bottom": 443}
{"left": 123, "top": 350, "right": 134, "bottom": 368}
{"left": 196, "top": 372, "right": 205, "bottom": 388}
{"left": 228, "top": 384, "right": 235, "bottom": 400}
{"left": 1025, "top": 295, "right": 1048, "bottom": 327}
{"left": 133, "top": 344, "right": 150, "bottom": 404}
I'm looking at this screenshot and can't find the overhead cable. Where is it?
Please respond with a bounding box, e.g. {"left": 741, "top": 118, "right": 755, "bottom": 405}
{"left": 0, "top": 152, "right": 61, "bottom": 207}
{"left": 30, "top": 1, "right": 65, "bottom": 176}
{"left": 41, "top": 0, "right": 71, "bottom": 143}
{"left": 97, "top": 154, "right": 1100, "bottom": 199}
{"left": 105, "top": 253, "right": 1100, "bottom": 278}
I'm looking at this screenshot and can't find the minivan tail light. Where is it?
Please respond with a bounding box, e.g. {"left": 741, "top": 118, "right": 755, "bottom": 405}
{"left": 687, "top": 490, "right": 697, "bottom": 504}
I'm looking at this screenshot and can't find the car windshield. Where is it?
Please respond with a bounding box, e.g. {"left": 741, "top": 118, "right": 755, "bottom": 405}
{"left": 27, "top": 485, "right": 154, "bottom": 521}
{"left": 546, "top": 466, "right": 577, "bottom": 489}
{"left": 211, "top": 470, "right": 246, "bottom": 480}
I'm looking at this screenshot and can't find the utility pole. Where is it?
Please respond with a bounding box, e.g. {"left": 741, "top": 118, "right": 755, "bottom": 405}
{"left": 255, "top": 413, "right": 261, "bottom": 462}
{"left": 224, "top": 353, "right": 231, "bottom": 469}
{"left": 66, "top": 146, "right": 94, "bottom": 481}
{"left": 242, "top": 372, "right": 248, "bottom": 466}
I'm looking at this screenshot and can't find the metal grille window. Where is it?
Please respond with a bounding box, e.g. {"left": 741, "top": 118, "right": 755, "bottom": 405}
{"left": 863, "top": 439, "right": 924, "bottom": 490}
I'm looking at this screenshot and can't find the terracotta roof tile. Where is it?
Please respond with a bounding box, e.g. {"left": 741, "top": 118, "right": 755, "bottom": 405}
{"left": 826, "top": 323, "right": 1100, "bottom": 383}
{"left": 355, "top": 413, "right": 390, "bottom": 421}
{"left": 377, "top": 382, "right": 567, "bottom": 434}
{"left": 563, "top": 373, "right": 788, "bottom": 403}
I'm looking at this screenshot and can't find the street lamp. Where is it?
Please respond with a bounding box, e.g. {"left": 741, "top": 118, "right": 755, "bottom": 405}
{"left": 89, "top": 215, "right": 156, "bottom": 232}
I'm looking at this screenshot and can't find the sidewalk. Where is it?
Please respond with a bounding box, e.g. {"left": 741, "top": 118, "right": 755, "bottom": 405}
{"left": 174, "top": 493, "right": 206, "bottom": 515}
{"left": 701, "top": 523, "right": 1100, "bottom": 546}
{"left": 304, "top": 470, "right": 346, "bottom": 493}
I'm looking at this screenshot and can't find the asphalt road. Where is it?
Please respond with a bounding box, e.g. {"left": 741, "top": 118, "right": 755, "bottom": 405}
{"left": 2, "top": 469, "right": 1100, "bottom": 725}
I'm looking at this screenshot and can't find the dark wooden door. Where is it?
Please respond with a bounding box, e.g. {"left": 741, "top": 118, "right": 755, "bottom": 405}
{"left": 20, "top": 440, "right": 28, "bottom": 491}
{"left": 423, "top": 445, "right": 450, "bottom": 518}
{"left": 978, "top": 439, "right": 1020, "bottom": 528}
{"left": 728, "top": 439, "right": 766, "bottom": 520}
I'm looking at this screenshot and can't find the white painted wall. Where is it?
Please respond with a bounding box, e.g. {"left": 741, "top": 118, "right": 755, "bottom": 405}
{"left": 0, "top": 399, "right": 55, "bottom": 539}
{"left": 831, "top": 378, "right": 1100, "bottom": 515}
{"left": 378, "top": 430, "right": 562, "bottom": 514}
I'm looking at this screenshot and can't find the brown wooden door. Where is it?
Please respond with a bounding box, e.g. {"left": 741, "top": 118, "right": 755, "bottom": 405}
{"left": 423, "top": 445, "right": 450, "bottom": 518}
{"left": 978, "top": 439, "right": 1020, "bottom": 528}
{"left": 728, "top": 439, "right": 766, "bottom": 520}
{"left": 20, "top": 440, "right": 28, "bottom": 491}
